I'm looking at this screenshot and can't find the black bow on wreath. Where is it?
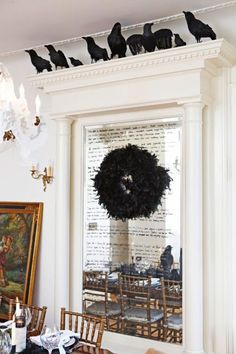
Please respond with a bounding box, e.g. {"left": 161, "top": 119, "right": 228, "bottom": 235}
{"left": 93, "top": 144, "right": 172, "bottom": 220}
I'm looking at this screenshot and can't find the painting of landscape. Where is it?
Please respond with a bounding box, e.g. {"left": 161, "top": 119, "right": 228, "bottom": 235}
{"left": 0, "top": 202, "right": 43, "bottom": 319}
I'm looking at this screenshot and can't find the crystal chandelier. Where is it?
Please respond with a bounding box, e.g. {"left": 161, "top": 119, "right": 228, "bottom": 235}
{"left": 0, "top": 62, "right": 45, "bottom": 157}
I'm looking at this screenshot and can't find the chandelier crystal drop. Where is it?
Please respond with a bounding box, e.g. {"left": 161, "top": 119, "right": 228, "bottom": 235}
{"left": 0, "top": 62, "right": 46, "bottom": 158}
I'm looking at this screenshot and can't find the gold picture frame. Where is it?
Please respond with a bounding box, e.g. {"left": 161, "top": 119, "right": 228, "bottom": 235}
{"left": 0, "top": 202, "right": 43, "bottom": 318}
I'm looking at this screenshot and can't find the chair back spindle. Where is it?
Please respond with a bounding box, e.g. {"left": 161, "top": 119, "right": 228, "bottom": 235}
{"left": 0, "top": 295, "right": 47, "bottom": 336}
{"left": 60, "top": 308, "right": 104, "bottom": 348}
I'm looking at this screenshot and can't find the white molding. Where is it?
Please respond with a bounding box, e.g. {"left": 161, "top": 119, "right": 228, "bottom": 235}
{"left": 29, "top": 39, "right": 236, "bottom": 93}
{"left": 230, "top": 68, "right": 236, "bottom": 354}
{"left": 27, "top": 40, "right": 236, "bottom": 122}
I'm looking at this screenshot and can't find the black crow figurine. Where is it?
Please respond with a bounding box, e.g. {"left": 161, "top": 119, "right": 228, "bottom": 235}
{"left": 183, "top": 11, "right": 216, "bottom": 43}
{"left": 174, "top": 33, "right": 186, "bottom": 47}
{"left": 142, "top": 23, "right": 156, "bottom": 52}
{"left": 25, "top": 49, "right": 52, "bottom": 73}
{"left": 82, "top": 36, "right": 109, "bottom": 63}
{"left": 69, "top": 57, "right": 83, "bottom": 67}
{"left": 45, "top": 44, "right": 69, "bottom": 69}
{"left": 108, "top": 22, "right": 127, "bottom": 58}
{"left": 160, "top": 245, "right": 174, "bottom": 277}
{"left": 127, "top": 34, "right": 143, "bottom": 55}
{"left": 154, "top": 28, "right": 173, "bottom": 49}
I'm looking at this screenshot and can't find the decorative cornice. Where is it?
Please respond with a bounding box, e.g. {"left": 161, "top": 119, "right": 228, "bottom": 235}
{"left": 28, "top": 39, "right": 236, "bottom": 92}
{"left": 0, "top": 1, "right": 236, "bottom": 57}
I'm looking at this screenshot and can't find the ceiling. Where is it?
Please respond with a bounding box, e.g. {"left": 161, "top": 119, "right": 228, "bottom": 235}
{"left": 0, "top": 0, "right": 232, "bottom": 55}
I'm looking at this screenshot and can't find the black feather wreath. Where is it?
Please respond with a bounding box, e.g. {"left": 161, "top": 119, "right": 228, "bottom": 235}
{"left": 93, "top": 144, "right": 172, "bottom": 220}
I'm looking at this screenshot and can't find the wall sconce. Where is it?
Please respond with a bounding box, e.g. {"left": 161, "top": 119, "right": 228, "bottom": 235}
{"left": 30, "top": 165, "right": 54, "bottom": 192}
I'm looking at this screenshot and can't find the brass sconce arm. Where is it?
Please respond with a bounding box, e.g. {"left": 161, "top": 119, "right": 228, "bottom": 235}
{"left": 31, "top": 167, "right": 54, "bottom": 192}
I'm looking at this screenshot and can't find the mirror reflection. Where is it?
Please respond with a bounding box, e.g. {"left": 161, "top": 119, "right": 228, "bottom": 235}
{"left": 83, "top": 118, "right": 182, "bottom": 343}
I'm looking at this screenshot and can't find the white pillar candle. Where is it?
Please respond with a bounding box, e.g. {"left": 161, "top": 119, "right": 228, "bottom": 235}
{"left": 15, "top": 297, "right": 21, "bottom": 316}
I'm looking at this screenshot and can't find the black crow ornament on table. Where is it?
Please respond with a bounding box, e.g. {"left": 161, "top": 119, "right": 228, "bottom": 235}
{"left": 45, "top": 44, "right": 69, "bottom": 69}
{"left": 69, "top": 57, "right": 83, "bottom": 67}
{"left": 160, "top": 245, "right": 174, "bottom": 278}
{"left": 25, "top": 49, "right": 52, "bottom": 73}
{"left": 127, "top": 34, "right": 143, "bottom": 55}
{"left": 183, "top": 11, "right": 216, "bottom": 43}
{"left": 142, "top": 23, "right": 156, "bottom": 52}
{"left": 108, "top": 22, "right": 127, "bottom": 58}
{"left": 82, "top": 36, "right": 110, "bottom": 63}
{"left": 174, "top": 33, "right": 186, "bottom": 47}
{"left": 154, "top": 28, "right": 173, "bottom": 49}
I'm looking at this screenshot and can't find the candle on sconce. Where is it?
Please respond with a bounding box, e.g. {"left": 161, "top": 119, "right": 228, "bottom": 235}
{"left": 31, "top": 162, "right": 38, "bottom": 172}
{"left": 35, "top": 95, "right": 41, "bottom": 117}
{"left": 19, "top": 84, "right": 25, "bottom": 100}
{"left": 19, "top": 84, "right": 28, "bottom": 111}
{"left": 46, "top": 166, "right": 52, "bottom": 177}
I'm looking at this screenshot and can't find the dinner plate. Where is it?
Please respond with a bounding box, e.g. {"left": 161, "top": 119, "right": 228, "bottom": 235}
{"left": 63, "top": 336, "right": 79, "bottom": 350}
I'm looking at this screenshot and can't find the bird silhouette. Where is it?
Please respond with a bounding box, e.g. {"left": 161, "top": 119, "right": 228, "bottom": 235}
{"left": 25, "top": 49, "right": 52, "bottom": 73}
{"left": 45, "top": 44, "right": 69, "bottom": 69}
{"left": 127, "top": 34, "right": 143, "bottom": 55}
{"left": 154, "top": 28, "right": 173, "bottom": 49}
{"left": 160, "top": 245, "right": 174, "bottom": 277}
{"left": 174, "top": 33, "right": 186, "bottom": 47}
{"left": 69, "top": 57, "right": 83, "bottom": 67}
{"left": 142, "top": 23, "right": 156, "bottom": 52}
{"left": 183, "top": 11, "right": 216, "bottom": 43}
{"left": 82, "top": 36, "right": 109, "bottom": 63}
{"left": 107, "top": 22, "right": 127, "bottom": 59}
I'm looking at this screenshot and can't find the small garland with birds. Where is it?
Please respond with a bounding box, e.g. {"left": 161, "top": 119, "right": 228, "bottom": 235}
{"left": 93, "top": 144, "right": 172, "bottom": 220}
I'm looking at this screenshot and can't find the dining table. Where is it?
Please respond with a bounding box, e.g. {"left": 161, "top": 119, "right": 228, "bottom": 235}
{"left": 71, "top": 344, "right": 114, "bottom": 353}
{"left": 20, "top": 340, "right": 114, "bottom": 354}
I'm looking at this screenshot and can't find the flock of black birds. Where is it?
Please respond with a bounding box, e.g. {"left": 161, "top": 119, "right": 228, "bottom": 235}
{"left": 25, "top": 11, "right": 217, "bottom": 74}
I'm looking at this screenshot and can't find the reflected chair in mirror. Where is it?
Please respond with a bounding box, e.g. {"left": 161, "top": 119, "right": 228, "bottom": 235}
{"left": 158, "top": 275, "right": 182, "bottom": 311}
{"left": 0, "top": 295, "right": 47, "bottom": 336}
{"left": 60, "top": 308, "right": 104, "bottom": 348}
{"left": 83, "top": 271, "right": 121, "bottom": 331}
{"left": 160, "top": 277, "right": 182, "bottom": 343}
{"left": 119, "top": 274, "right": 163, "bottom": 339}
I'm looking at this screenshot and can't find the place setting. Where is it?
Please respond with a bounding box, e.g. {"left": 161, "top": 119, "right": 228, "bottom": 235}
{"left": 24, "top": 326, "right": 80, "bottom": 354}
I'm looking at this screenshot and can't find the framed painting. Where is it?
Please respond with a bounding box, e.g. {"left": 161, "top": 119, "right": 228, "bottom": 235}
{"left": 0, "top": 202, "right": 43, "bottom": 319}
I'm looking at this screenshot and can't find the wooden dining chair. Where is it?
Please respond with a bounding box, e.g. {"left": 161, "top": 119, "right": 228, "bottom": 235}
{"left": 119, "top": 274, "right": 163, "bottom": 339}
{"left": 83, "top": 271, "right": 121, "bottom": 331}
{"left": 60, "top": 308, "right": 105, "bottom": 348}
{"left": 0, "top": 295, "right": 47, "bottom": 336}
{"left": 160, "top": 277, "right": 182, "bottom": 343}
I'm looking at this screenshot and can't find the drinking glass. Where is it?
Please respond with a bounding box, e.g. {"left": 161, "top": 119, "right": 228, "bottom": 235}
{"left": 40, "top": 325, "right": 60, "bottom": 354}
{"left": 24, "top": 307, "right": 32, "bottom": 327}
{"left": 0, "top": 330, "right": 12, "bottom": 354}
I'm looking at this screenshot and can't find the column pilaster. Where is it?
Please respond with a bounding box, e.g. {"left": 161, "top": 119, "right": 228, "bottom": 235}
{"left": 182, "top": 103, "right": 205, "bottom": 354}
{"left": 54, "top": 117, "right": 73, "bottom": 323}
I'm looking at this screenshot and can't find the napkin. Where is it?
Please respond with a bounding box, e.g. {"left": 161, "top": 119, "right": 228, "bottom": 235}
{"left": 108, "top": 272, "right": 118, "bottom": 280}
{"left": 30, "top": 329, "right": 79, "bottom": 354}
{"left": 0, "top": 320, "right": 13, "bottom": 328}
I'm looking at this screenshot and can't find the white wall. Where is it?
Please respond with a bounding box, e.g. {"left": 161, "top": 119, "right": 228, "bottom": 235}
{"left": 0, "top": 4, "right": 236, "bottom": 352}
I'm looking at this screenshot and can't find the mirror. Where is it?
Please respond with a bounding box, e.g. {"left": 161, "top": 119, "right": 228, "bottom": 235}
{"left": 83, "top": 117, "right": 182, "bottom": 343}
